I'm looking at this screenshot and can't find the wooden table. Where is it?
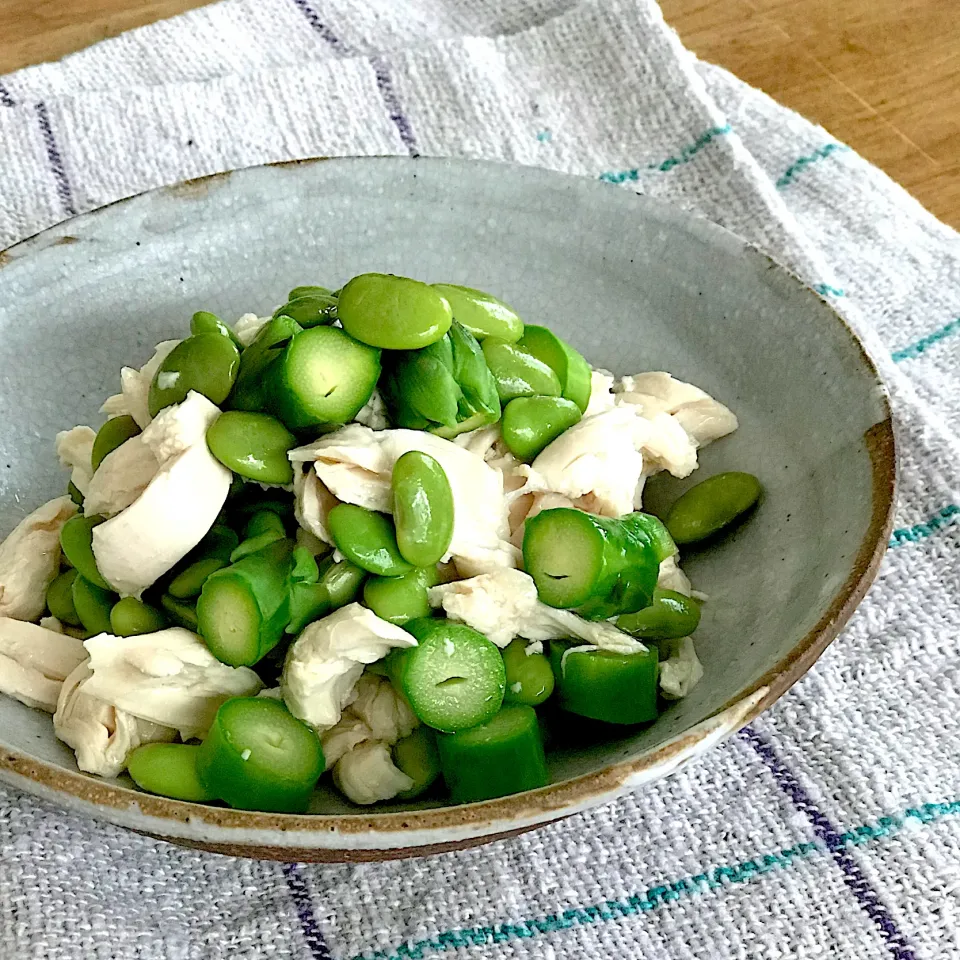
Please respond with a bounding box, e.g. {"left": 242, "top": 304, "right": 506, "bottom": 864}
{"left": 1, "top": 0, "right": 957, "bottom": 227}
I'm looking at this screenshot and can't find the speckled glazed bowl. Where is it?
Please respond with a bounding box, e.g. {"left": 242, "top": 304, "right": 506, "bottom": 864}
{"left": 0, "top": 158, "right": 895, "bottom": 861}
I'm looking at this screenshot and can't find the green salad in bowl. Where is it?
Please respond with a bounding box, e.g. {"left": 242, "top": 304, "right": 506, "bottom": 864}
{"left": 0, "top": 273, "right": 759, "bottom": 812}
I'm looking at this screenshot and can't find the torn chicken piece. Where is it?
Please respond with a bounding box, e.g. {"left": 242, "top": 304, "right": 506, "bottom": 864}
{"left": 354, "top": 388, "right": 390, "bottom": 431}
{"left": 91, "top": 392, "right": 231, "bottom": 596}
{"left": 80, "top": 628, "right": 262, "bottom": 740}
{"left": 54, "top": 662, "right": 176, "bottom": 778}
{"left": 0, "top": 496, "right": 76, "bottom": 621}
{"left": 429, "top": 568, "right": 645, "bottom": 654}
{"left": 584, "top": 369, "right": 616, "bottom": 416}
{"left": 293, "top": 463, "right": 338, "bottom": 547}
{"left": 615, "top": 372, "right": 738, "bottom": 448}
{"left": 318, "top": 673, "right": 417, "bottom": 772}
{"left": 290, "top": 424, "right": 518, "bottom": 575}
{"left": 657, "top": 555, "right": 693, "bottom": 596}
{"left": 55, "top": 425, "right": 96, "bottom": 495}
{"left": 0, "top": 618, "right": 87, "bottom": 712}
{"left": 83, "top": 436, "right": 157, "bottom": 518}
{"left": 100, "top": 340, "right": 181, "bottom": 429}
{"left": 281, "top": 603, "right": 417, "bottom": 732}
{"left": 658, "top": 636, "right": 704, "bottom": 699}
{"left": 233, "top": 313, "right": 270, "bottom": 347}
{"left": 332, "top": 740, "right": 414, "bottom": 806}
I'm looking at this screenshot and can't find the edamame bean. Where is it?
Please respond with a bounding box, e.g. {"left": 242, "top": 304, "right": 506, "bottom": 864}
{"left": 431, "top": 284, "right": 523, "bottom": 342}
{"left": 46, "top": 569, "right": 82, "bottom": 626}
{"left": 392, "top": 451, "right": 454, "bottom": 567}
{"left": 206, "top": 411, "right": 297, "bottom": 485}
{"left": 393, "top": 727, "right": 441, "bottom": 800}
{"left": 161, "top": 594, "right": 199, "bottom": 630}
{"left": 230, "top": 531, "right": 285, "bottom": 563}
{"left": 168, "top": 557, "right": 228, "bottom": 599}
{"left": 273, "top": 294, "right": 338, "bottom": 328}
{"left": 338, "top": 273, "right": 452, "bottom": 350}
{"left": 91, "top": 415, "right": 141, "bottom": 471}
{"left": 665, "top": 472, "right": 762, "bottom": 545}
{"left": 192, "top": 524, "right": 240, "bottom": 563}
{"left": 110, "top": 597, "right": 167, "bottom": 636}
{"left": 502, "top": 639, "right": 555, "bottom": 706}
{"left": 148, "top": 333, "right": 240, "bottom": 417}
{"left": 288, "top": 285, "right": 334, "bottom": 301}
{"left": 191, "top": 310, "right": 242, "bottom": 347}
{"left": 60, "top": 515, "right": 110, "bottom": 589}
{"left": 501, "top": 396, "right": 581, "bottom": 462}
{"left": 481, "top": 338, "right": 562, "bottom": 403}
{"left": 327, "top": 504, "right": 413, "bottom": 577}
{"left": 230, "top": 315, "right": 302, "bottom": 412}
{"left": 67, "top": 481, "right": 84, "bottom": 506}
{"left": 616, "top": 589, "right": 701, "bottom": 639}
{"left": 320, "top": 557, "right": 367, "bottom": 608}
{"left": 268, "top": 326, "right": 382, "bottom": 429}
{"left": 517, "top": 325, "right": 592, "bottom": 413}
{"left": 362, "top": 568, "right": 433, "bottom": 625}
{"left": 128, "top": 743, "right": 216, "bottom": 802}
{"left": 245, "top": 510, "right": 287, "bottom": 541}
{"left": 72, "top": 575, "right": 116, "bottom": 635}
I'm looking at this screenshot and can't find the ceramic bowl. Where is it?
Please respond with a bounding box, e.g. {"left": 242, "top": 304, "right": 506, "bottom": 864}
{"left": 0, "top": 158, "right": 895, "bottom": 860}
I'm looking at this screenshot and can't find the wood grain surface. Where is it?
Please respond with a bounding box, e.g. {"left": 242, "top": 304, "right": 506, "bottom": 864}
{"left": 0, "top": 0, "right": 957, "bottom": 227}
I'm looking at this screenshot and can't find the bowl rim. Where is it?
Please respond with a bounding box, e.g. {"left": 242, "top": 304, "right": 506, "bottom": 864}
{"left": 0, "top": 156, "right": 897, "bottom": 855}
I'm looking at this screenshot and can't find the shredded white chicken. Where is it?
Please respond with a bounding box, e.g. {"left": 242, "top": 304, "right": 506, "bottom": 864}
{"left": 55, "top": 426, "right": 96, "bottom": 495}
{"left": 54, "top": 662, "right": 176, "bottom": 777}
{"left": 0, "top": 497, "right": 76, "bottom": 622}
{"left": 658, "top": 636, "right": 704, "bottom": 700}
{"left": 615, "top": 372, "right": 738, "bottom": 448}
{"left": 80, "top": 628, "right": 262, "bottom": 740}
{"left": 354, "top": 388, "right": 389, "bottom": 431}
{"left": 584, "top": 369, "right": 616, "bottom": 416}
{"left": 0, "top": 618, "right": 87, "bottom": 712}
{"left": 281, "top": 604, "right": 417, "bottom": 732}
{"left": 657, "top": 555, "right": 693, "bottom": 596}
{"left": 100, "top": 340, "right": 181, "bottom": 429}
{"left": 293, "top": 463, "right": 338, "bottom": 547}
{"left": 91, "top": 392, "right": 231, "bottom": 596}
{"left": 429, "top": 569, "right": 645, "bottom": 654}
{"left": 233, "top": 313, "right": 270, "bottom": 347}
{"left": 290, "top": 424, "right": 518, "bottom": 574}
{"left": 332, "top": 740, "right": 414, "bottom": 805}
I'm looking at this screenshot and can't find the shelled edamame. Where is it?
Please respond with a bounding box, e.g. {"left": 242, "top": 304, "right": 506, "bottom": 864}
{"left": 10, "top": 269, "right": 759, "bottom": 815}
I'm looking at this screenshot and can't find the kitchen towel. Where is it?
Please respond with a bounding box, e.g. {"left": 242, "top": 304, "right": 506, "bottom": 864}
{"left": 1, "top": 1, "right": 960, "bottom": 957}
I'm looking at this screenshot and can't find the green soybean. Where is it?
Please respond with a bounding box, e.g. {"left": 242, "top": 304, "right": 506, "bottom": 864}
{"left": 168, "top": 557, "right": 228, "bottom": 600}
{"left": 230, "top": 315, "right": 302, "bottom": 412}
{"left": 616, "top": 589, "right": 701, "bottom": 640}
{"left": 517, "top": 326, "right": 592, "bottom": 413}
{"left": 502, "top": 639, "right": 555, "bottom": 706}
{"left": 665, "top": 472, "right": 762, "bottom": 545}
{"left": 148, "top": 333, "right": 240, "bottom": 417}
{"left": 91, "top": 415, "right": 141, "bottom": 471}
{"left": 161, "top": 594, "right": 199, "bottom": 630}
{"left": 72, "top": 575, "right": 116, "bottom": 635}
{"left": 191, "top": 310, "right": 243, "bottom": 348}
{"left": 268, "top": 326, "right": 381, "bottom": 429}
{"left": 206, "top": 411, "right": 296, "bottom": 485}
{"left": 46, "top": 569, "right": 82, "bottom": 626}
{"left": 362, "top": 568, "right": 433, "bottom": 625}
{"left": 60, "top": 515, "right": 110, "bottom": 590}
{"left": 288, "top": 285, "right": 334, "bottom": 301}
{"left": 273, "top": 294, "right": 338, "bottom": 328}
{"left": 191, "top": 524, "right": 240, "bottom": 563}
{"left": 392, "top": 451, "right": 454, "bottom": 567}
{"left": 244, "top": 510, "right": 288, "bottom": 541}
{"left": 67, "top": 481, "right": 84, "bottom": 506}
{"left": 338, "top": 273, "right": 453, "bottom": 350}
{"left": 393, "top": 727, "right": 441, "bottom": 800}
{"left": 430, "top": 284, "right": 523, "bottom": 342}
{"left": 501, "top": 396, "right": 581, "bottom": 462}
{"left": 327, "top": 504, "right": 413, "bottom": 577}
{"left": 481, "top": 338, "right": 562, "bottom": 403}
{"left": 230, "top": 530, "right": 286, "bottom": 563}
{"left": 320, "top": 557, "right": 367, "bottom": 608}
{"left": 128, "top": 743, "right": 217, "bottom": 802}
{"left": 110, "top": 597, "right": 168, "bottom": 636}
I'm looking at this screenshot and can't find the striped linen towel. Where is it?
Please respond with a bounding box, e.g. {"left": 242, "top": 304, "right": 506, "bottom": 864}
{"left": 1, "top": 1, "right": 960, "bottom": 957}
